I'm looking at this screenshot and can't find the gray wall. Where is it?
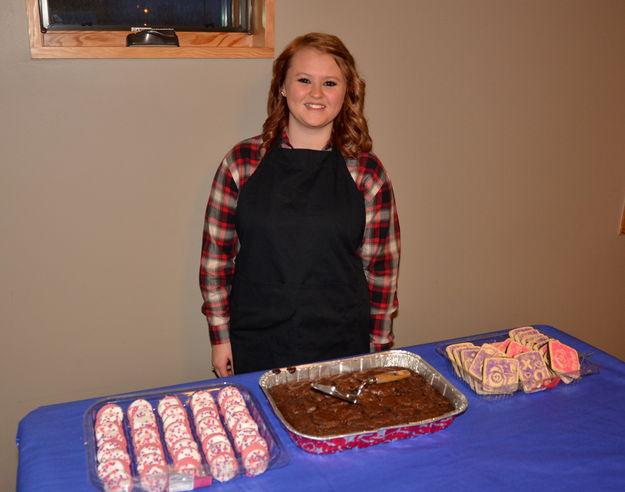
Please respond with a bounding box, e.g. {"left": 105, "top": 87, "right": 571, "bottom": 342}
{"left": 2, "top": 1, "right": 624, "bottom": 488}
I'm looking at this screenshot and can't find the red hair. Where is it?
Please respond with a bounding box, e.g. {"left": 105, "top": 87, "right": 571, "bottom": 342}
{"left": 262, "top": 32, "right": 372, "bottom": 158}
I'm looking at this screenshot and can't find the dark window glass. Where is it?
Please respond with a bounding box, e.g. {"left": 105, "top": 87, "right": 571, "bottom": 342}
{"left": 39, "top": 0, "right": 251, "bottom": 32}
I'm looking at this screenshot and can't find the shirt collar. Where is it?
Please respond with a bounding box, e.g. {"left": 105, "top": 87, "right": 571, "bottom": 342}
{"left": 279, "top": 129, "right": 333, "bottom": 151}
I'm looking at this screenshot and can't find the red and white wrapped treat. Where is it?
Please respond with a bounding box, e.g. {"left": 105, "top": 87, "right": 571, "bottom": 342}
{"left": 163, "top": 421, "right": 193, "bottom": 447}
{"left": 96, "top": 421, "right": 126, "bottom": 445}
{"left": 241, "top": 440, "right": 270, "bottom": 477}
{"left": 136, "top": 452, "right": 167, "bottom": 474}
{"left": 139, "top": 464, "right": 168, "bottom": 492}
{"left": 196, "top": 416, "right": 224, "bottom": 439}
{"left": 98, "top": 447, "right": 132, "bottom": 466}
{"left": 97, "top": 459, "right": 133, "bottom": 492}
{"left": 127, "top": 399, "right": 152, "bottom": 421}
{"left": 232, "top": 427, "right": 262, "bottom": 450}
{"left": 170, "top": 437, "right": 198, "bottom": 455}
{"left": 190, "top": 390, "right": 218, "bottom": 413}
{"left": 129, "top": 410, "right": 157, "bottom": 432}
{"left": 193, "top": 406, "right": 220, "bottom": 424}
{"left": 96, "top": 404, "right": 124, "bottom": 426}
{"left": 208, "top": 452, "right": 239, "bottom": 482}
{"left": 132, "top": 424, "right": 160, "bottom": 442}
{"left": 97, "top": 440, "right": 127, "bottom": 462}
{"left": 217, "top": 386, "right": 245, "bottom": 407}
{"left": 157, "top": 395, "right": 183, "bottom": 416}
{"left": 161, "top": 405, "right": 188, "bottom": 428}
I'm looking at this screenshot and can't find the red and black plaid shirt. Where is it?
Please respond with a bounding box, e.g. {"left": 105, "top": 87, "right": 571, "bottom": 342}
{"left": 200, "top": 133, "right": 400, "bottom": 351}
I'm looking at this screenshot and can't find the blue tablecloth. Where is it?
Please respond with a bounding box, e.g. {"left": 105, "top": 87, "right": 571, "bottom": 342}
{"left": 16, "top": 326, "right": 625, "bottom": 491}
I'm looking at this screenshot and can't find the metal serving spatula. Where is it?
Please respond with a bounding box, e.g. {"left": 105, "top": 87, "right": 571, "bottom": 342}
{"left": 310, "top": 369, "right": 411, "bottom": 404}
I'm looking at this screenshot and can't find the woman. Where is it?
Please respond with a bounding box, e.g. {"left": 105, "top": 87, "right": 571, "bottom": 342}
{"left": 200, "top": 33, "right": 400, "bottom": 377}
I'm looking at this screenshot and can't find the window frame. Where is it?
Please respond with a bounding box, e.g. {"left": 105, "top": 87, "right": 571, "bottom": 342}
{"left": 25, "top": 0, "right": 274, "bottom": 59}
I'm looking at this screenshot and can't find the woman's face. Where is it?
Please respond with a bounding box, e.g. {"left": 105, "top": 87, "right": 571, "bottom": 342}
{"left": 282, "top": 48, "right": 347, "bottom": 144}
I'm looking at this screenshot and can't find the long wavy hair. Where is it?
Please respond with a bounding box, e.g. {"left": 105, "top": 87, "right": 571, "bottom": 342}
{"left": 262, "top": 33, "right": 372, "bottom": 158}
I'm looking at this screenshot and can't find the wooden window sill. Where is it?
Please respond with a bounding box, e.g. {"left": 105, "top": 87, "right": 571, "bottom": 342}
{"left": 26, "top": 0, "right": 274, "bottom": 59}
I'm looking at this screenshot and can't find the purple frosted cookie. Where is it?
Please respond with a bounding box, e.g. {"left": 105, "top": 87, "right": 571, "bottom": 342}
{"left": 509, "top": 326, "right": 536, "bottom": 341}
{"left": 514, "top": 350, "right": 551, "bottom": 392}
{"left": 481, "top": 357, "right": 519, "bottom": 394}
{"left": 445, "top": 342, "right": 474, "bottom": 376}
{"left": 468, "top": 344, "right": 505, "bottom": 380}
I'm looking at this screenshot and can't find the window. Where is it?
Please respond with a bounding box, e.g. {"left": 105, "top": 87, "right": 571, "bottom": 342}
{"left": 26, "top": 0, "right": 274, "bottom": 59}
{"left": 40, "top": 1, "right": 251, "bottom": 33}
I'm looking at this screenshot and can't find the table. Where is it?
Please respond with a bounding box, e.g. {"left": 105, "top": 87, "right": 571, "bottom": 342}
{"left": 16, "top": 326, "right": 625, "bottom": 491}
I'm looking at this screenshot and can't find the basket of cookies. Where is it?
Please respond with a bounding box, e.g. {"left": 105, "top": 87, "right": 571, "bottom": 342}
{"left": 436, "top": 326, "right": 599, "bottom": 399}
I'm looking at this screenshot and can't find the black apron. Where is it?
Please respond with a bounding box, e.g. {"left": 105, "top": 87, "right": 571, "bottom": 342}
{"left": 229, "top": 144, "right": 370, "bottom": 374}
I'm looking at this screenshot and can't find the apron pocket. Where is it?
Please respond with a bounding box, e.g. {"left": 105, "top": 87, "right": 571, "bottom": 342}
{"left": 295, "top": 282, "right": 370, "bottom": 357}
{"left": 230, "top": 278, "right": 296, "bottom": 331}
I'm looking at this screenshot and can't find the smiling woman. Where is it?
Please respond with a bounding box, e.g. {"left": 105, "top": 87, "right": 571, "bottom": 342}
{"left": 281, "top": 48, "right": 347, "bottom": 150}
{"left": 25, "top": 0, "right": 274, "bottom": 58}
{"left": 200, "top": 33, "right": 400, "bottom": 378}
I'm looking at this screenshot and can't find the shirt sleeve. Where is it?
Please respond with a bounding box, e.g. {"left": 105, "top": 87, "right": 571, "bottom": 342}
{"left": 354, "top": 154, "right": 401, "bottom": 352}
{"left": 200, "top": 137, "right": 264, "bottom": 345}
{"left": 199, "top": 152, "right": 240, "bottom": 345}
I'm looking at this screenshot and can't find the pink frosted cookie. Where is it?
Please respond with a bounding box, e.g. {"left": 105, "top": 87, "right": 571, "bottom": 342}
{"left": 493, "top": 338, "right": 512, "bottom": 352}
{"left": 481, "top": 357, "right": 519, "bottom": 394}
{"left": 161, "top": 404, "right": 188, "bottom": 429}
{"left": 468, "top": 344, "right": 505, "bottom": 380}
{"left": 96, "top": 404, "right": 124, "bottom": 425}
{"left": 241, "top": 439, "right": 269, "bottom": 477}
{"left": 96, "top": 440, "right": 126, "bottom": 462}
{"left": 95, "top": 421, "right": 125, "bottom": 445}
{"left": 170, "top": 438, "right": 198, "bottom": 455}
{"left": 194, "top": 406, "right": 220, "bottom": 424}
{"left": 506, "top": 340, "right": 530, "bottom": 357}
{"left": 136, "top": 444, "right": 164, "bottom": 458}
{"left": 139, "top": 464, "right": 168, "bottom": 492}
{"left": 129, "top": 409, "right": 157, "bottom": 432}
{"left": 132, "top": 426, "right": 161, "bottom": 449}
{"left": 157, "top": 395, "right": 183, "bottom": 415}
{"left": 97, "top": 459, "right": 132, "bottom": 491}
{"left": 201, "top": 432, "right": 230, "bottom": 451}
{"left": 190, "top": 390, "right": 217, "bottom": 412}
{"left": 548, "top": 340, "right": 580, "bottom": 381}
{"left": 96, "top": 446, "right": 131, "bottom": 466}
{"left": 127, "top": 399, "right": 152, "bottom": 420}
{"left": 209, "top": 452, "right": 239, "bottom": 482}
{"left": 136, "top": 452, "right": 167, "bottom": 474}
{"left": 514, "top": 351, "right": 551, "bottom": 392}
{"left": 217, "top": 386, "right": 246, "bottom": 407}
{"left": 174, "top": 456, "right": 203, "bottom": 476}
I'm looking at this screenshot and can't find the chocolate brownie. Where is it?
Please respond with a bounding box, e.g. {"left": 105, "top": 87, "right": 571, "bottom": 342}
{"left": 268, "top": 367, "right": 454, "bottom": 437}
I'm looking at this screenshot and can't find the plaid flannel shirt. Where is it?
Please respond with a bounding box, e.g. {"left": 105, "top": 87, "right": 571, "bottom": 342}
{"left": 200, "top": 133, "right": 400, "bottom": 351}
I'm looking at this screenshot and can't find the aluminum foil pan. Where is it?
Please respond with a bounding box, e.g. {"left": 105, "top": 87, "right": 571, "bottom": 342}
{"left": 259, "top": 350, "right": 468, "bottom": 454}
